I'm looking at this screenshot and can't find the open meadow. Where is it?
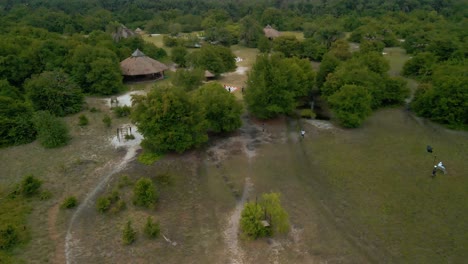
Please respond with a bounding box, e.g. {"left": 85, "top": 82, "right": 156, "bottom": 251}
{"left": 0, "top": 38, "right": 466, "bottom": 263}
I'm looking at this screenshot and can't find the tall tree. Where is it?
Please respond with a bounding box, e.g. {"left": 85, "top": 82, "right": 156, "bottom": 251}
{"left": 328, "top": 85, "right": 373, "bottom": 128}
{"left": 132, "top": 86, "right": 208, "bottom": 153}
{"left": 25, "top": 71, "right": 84, "bottom": 116}
{"left": 245, "top": 54, "right": 314, "bottom": 119}
{"left": 193, "top": 82, "right": 243, "bottom": 133}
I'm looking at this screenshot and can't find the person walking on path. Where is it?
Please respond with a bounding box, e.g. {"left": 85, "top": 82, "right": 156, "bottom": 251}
{"left": 301, "top": 130, "right": 305, "bottom": 139}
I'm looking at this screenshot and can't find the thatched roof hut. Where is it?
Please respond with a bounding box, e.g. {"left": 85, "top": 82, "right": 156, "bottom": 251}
{"left": 135, "top": 27, "right": 144, "bottom": 34}
{"left": 120, "top": 49, "right": 168, "bottom": 81}
{"left": 263, "top": 25, "right": 281, "bottom": 39}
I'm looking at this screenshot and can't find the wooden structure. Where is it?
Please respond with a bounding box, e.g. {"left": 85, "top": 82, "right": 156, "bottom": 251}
{"left": 120, "top": 49, "right": 169, "bottom": 82}
{"left": 205, "top": 70, "right": 215, "bottom": 80}
{"left": 116, "top": 125, "right": 133, "bottom": 142}
{"left": 263, "top": 25, "right": 281, "bottom": 40}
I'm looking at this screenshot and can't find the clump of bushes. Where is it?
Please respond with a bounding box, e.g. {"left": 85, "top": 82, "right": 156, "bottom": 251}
{"left": 96, "top": 190, "right": 126, "bottom": 214}
{"left": 13, "top": 174, "right": 42, "bottom": 197}
{"left": 137, "top": 152, "right": 163, "bottom": 165}
{"left": 240, "top": 192, "right": 290, "bottom": 239}
{"left": 143, "top": 216, "right": 160, "bottom": 239}
{"left": 61, "top": 196, "right": 78, "bottom": 209}
{"left": 32, "top": 111, "right": 70, "bottom": 148}
{"left": 133, "top": 178, "right": 158, "bottom": 208}
{"left": 122, "top": 220, "right": 136, "bottom": 245}
{"left": 113, "top": 106, "right": 131, "bottom": 118}
{"left": 0, "top": 224, "right": 20, "bottom": 250}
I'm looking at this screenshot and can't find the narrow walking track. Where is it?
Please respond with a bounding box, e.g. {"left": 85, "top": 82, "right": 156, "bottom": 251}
{"left": 65, "top": 145, "right": 140, "bottom": 264}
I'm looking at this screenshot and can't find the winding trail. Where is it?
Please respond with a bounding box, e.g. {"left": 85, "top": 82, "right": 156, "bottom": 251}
{"left": 65, "top": 145, "right": 140, "bottom": 264}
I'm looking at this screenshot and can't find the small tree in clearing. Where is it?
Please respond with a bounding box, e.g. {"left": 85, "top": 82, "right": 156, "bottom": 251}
{"left": 122, "top": 220, "right": 136, "bottom": 245}
{"left": 144, "top": 216, "right": 160, "bottom": 239}
{"left": 132, "top": 178, "right": 158, "bottom": 208}
{"left": 240, "top": 192, "right": 290, "bottom": 239}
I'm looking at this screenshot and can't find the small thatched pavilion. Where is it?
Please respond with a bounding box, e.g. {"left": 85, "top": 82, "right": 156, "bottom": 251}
{"left": 120, "top": 49, "right": 168, "bottom": 82}
{"left": 135, "top": 27, "right": 144, "bottom": 35}
{"left": 263, "top": 25, "right": 281, "bottom": 40}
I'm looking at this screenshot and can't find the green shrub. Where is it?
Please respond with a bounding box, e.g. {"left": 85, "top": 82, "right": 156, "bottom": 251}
{"left": 300, "top": 109, "right": 316, "bottom": 119}
{"left": 240, "top": 202, "right": 270, "bottom": 239}
{"left": 240, "top": 192, "right": 290, "bottom": 239}
{"left": 122, "top": 220, "right": 136, "bottom": 245}
{"left": 132, "top": 178, "right": 158, "bottom": 208}
{"left": 102, "top": 114, "right": 112, "bottom": 128}
{"left": 143, "top": 217, "right": 160, "bottom": 239}
{"left": 78, "top": 114, "right": 89, "bottom": 126}
{"left": 96, "top": 197, "right": 111, "bottom": 213}
{"left": 32, "top": 111, "right": 70, "bottom": 148}
{"left": 0, "top": 224, "right": 20, "bottom": 250}
{"left": 17, "top": 174, "right": 42, "bottom": 197}
{"left": 61, "top": 196, "right": 78, "bottom": 209}
{"left": 137, "top": 152, "right": 163, "bottom": 165}
{"left": 113, "top": 106, "right": 131, "bottom": 118}
{"left": 89, "top": 107, "right": 99, "bottom": 113}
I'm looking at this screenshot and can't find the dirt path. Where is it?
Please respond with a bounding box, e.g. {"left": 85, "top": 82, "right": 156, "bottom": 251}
{"left": 224, "top": 177, "right": 253, "bottom": 264}
{"left": 65, "top": 145, "right": 140, "bottom": 264}
{"left": 223, "top": 115, "right": 262, "bottom": 264}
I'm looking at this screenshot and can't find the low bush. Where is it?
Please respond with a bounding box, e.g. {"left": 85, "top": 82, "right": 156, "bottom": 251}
{"left": 61, "top": 196, "right": 78, "bottom": 209}
{"left": 96, "top": 197, "right": 111, "bottom": 213}
{"left": 113, "top": 106, "right": 131, "bottom": 118}
{"left": 17, "top": 174, "right": 42, "bottom": 197}
{"left": 137, "top": 152, "right": 163, "bottom": 165}
{"left": 122, "top": 220, "right": 136, "bottom": 245}
{"left": 0, "top": 225, "right": 20, "bottom": 250}
{"left": 133, "top": 178, "right": 158, "bottom": 208}
{"left": 143, "top": 217, "right": 160, "bottom": 239}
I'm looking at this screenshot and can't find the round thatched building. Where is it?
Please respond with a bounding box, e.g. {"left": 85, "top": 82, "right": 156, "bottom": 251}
{"left": 120, "top": 49, "right": 168, "bottom": 82}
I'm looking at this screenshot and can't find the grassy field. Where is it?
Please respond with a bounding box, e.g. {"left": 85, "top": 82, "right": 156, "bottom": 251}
{"left": 1, "top": 37, "right": 466, "bottom": 263}
{"left": 306, "top": 109, "right": 468, "bottom": 263}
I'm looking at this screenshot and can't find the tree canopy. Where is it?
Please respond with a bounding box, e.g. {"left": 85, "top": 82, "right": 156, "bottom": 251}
{"left": 25, "top": 71, "right": 83, "bottom": 116}
{"left": 193, "top": 83, "right": 243, "bottom": 133}
{"left": 132, "top": 86, "right": 208, "bottom": 153}
{"left": 245, "top": 54, "right": 315, "bottom": 119}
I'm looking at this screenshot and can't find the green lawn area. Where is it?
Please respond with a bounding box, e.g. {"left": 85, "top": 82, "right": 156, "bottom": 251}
{"left": 304, "top": 109, "right": 468, "bottom": 263}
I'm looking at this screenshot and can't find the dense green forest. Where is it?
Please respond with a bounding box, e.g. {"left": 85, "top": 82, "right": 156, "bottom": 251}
{"left": 0, "top": 0, "right": 466, "bottom": 149}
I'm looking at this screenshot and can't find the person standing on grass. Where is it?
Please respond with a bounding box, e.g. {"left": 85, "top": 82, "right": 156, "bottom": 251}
{"left": 301, "top": 130, "right": 305, "bottom": 138}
